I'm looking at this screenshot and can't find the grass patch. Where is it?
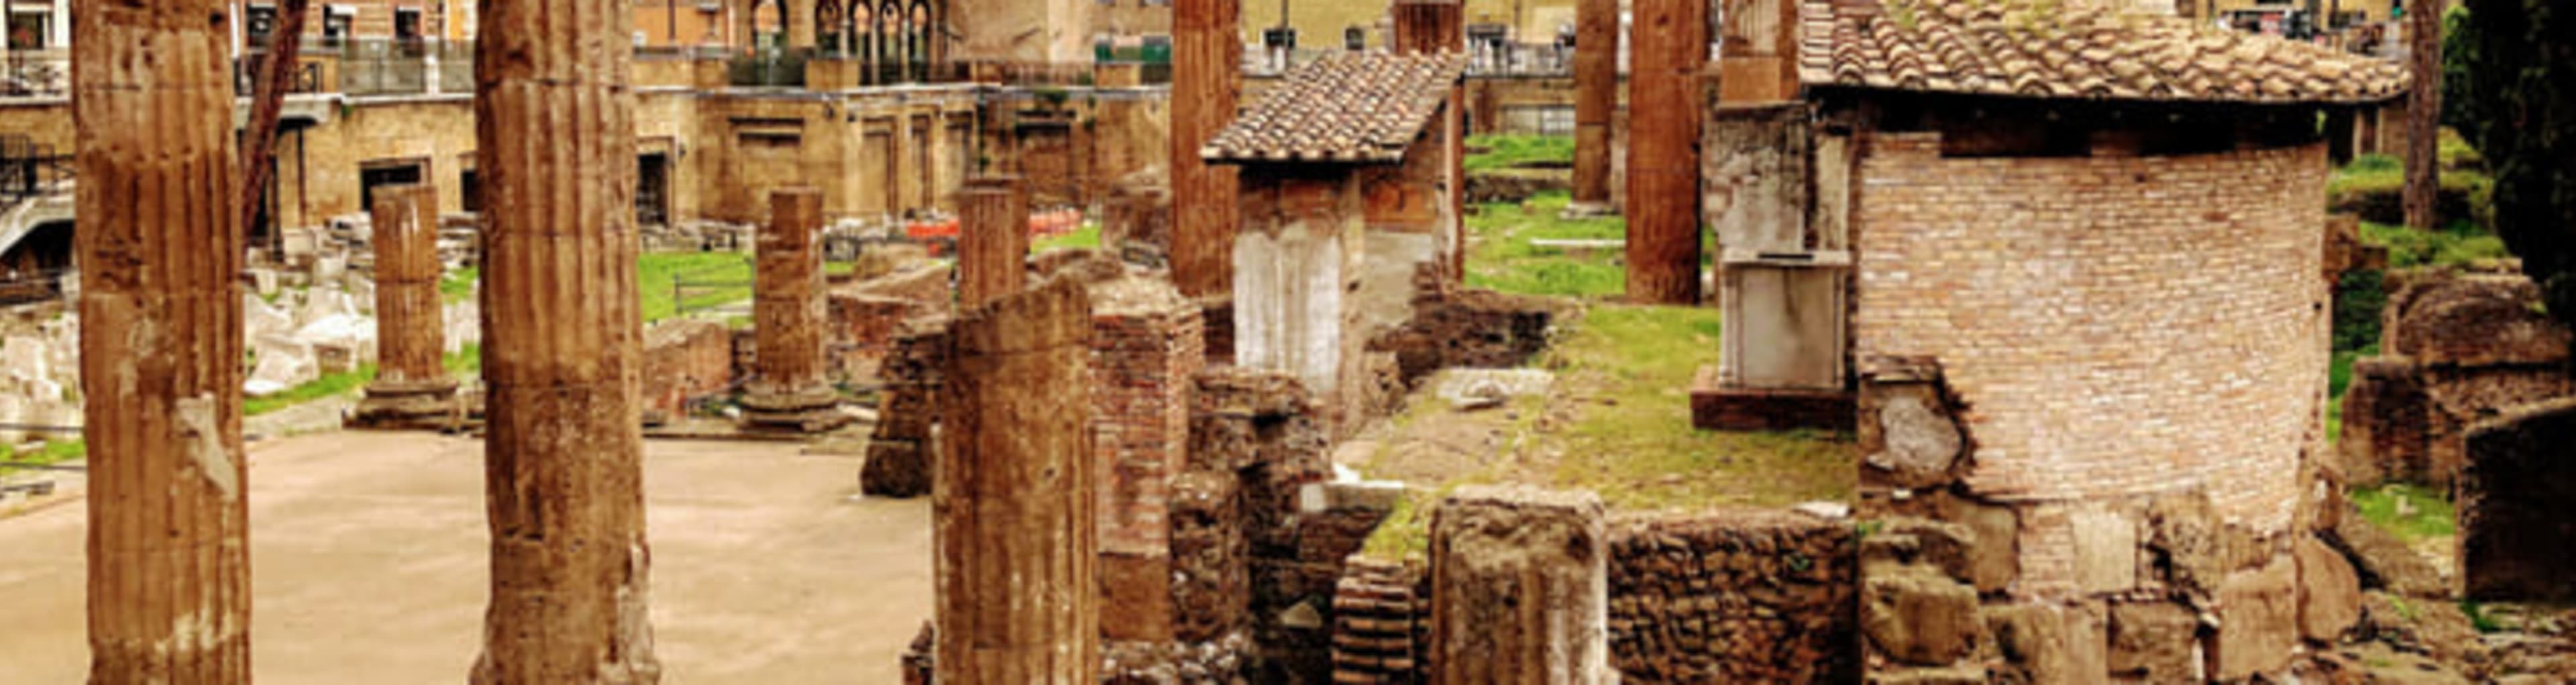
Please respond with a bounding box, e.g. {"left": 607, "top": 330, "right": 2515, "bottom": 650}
{"left": 1540, "top": 306, "right": 1854, "bottom": 511}
{"left": 640, "top": 252, "right": 757, "bottom": 323}
{"left": 2359, "top": 221, "right": 2511, "bottom": 270}
{"left": 445, "top": 343, "right": 483, "bottom": 377}
{"left": 1034, "top": 222, "right": 1102, "bottom": 252}
{"left": 2, "top": 438, "right": 85, "bottom": 477}
{"left": 245, "top": 364, "right": 378, "bottom": 417}
{"left": 2351, "top": 482, "right": 2457, "bottom": 543}
{"left": 1359, "top": 490, "right": 1436, "bottom": 560}
{"left": 440, "top": 266, "right": 478, "bottom": 304}
{"left": 1465, "top": 134, "right": 1576, "bottom": 172}
{"left": 1465, "top": 191, "right": 1629, "bottom": 299}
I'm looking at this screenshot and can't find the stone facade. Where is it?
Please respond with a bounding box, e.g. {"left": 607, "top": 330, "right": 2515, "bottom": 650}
{"left": 1606, "top": 511, "right": 1858, "bottom": 683}
{"left": 1854, "top": 132, "right": 2331, "bottom": 585}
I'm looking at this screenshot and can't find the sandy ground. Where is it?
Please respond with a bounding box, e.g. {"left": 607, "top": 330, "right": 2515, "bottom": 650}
{"left": 0, "top": 431, "right": 931, "bottom": 684}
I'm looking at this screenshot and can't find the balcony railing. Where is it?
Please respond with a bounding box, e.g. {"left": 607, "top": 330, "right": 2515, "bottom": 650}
{"left": 3, "top": 51, "right": 67, "bottom": 99}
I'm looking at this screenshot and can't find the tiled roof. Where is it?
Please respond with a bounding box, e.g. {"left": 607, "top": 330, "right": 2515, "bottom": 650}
{"left": 1203, "top": 52, "right": 1469, "bottom": 164}
{"left": 1799, "top": 0, "right": 2410, "bottom": 104}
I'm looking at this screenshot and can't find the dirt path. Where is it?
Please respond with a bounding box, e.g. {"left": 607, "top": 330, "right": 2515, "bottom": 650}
{"left": 0, "top": 431, "right": 930, "bottom": 684}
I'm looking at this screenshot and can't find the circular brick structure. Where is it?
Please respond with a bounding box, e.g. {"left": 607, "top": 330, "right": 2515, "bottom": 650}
{"left": 1855, "top": 134, "right": 2332, "bottom": 587}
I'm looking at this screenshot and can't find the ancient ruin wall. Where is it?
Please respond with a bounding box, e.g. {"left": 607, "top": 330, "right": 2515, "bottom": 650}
{"left": 1854, "top": 135, "right": 2330, "bottom": 585}
{"left": 1605, "top": 512, "right": 1858, "bottom": 683}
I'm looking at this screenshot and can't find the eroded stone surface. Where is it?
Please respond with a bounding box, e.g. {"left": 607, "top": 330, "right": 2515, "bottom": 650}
{"left": 1430, "top": 485, "right": 1612, "bottom": 684}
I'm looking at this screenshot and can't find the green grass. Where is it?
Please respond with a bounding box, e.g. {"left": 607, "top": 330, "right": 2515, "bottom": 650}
{"left": 1465, "top": 134, "right": 1576, "bottom": 172}
{"left": 1, "top": 438, "right": 85, "bottom": 477}
{"left": 245, "top": 363, "right": 377, "bottom": 417}
{"left": 639, "top": 252, "right": 757, "bottom": 323}
{"left": 1464, "top": 191, "right": 1629, "bottom": 299}
{"left": 2351, "top": 482, "right": 2457, "bottom": 543}
{"left": 2358, "top": 221, "right": 2512, "bottom": 270}
{"left": 446, "top": 344, "right": 482, "bottom": 376}
{"left": 1540, "top": 306, "right": 1854, "bottom": 511}
{"left": 1034, "top": 222, "right": 1102, "bottom": 252}
{"left": 440, "top": 266, "right": 478, "bottom": 304}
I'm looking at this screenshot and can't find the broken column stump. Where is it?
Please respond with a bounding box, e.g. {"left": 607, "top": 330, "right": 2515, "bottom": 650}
{"left": 741, "top": 188, "right": 850, "bottom": 433}
{"left": 354, "top": 183, "right": 461, "bottom": 430}
{"left": 75, "top": 0, "right": 254, "bottom": 678}
{"left": 470, "top": 0, "right": 661, "bottom": 680}
{"left": 934, "top": 276, "right": 1099, "bottom": 682}
{"left": 958, "top": 175, "right": 1030, "bottom": 309}
{"left": 2459, "top": 397, "right": 2576, "bottom": 602}
{"left": 1429, "top": 485, "right": 1613, "bottom": 684}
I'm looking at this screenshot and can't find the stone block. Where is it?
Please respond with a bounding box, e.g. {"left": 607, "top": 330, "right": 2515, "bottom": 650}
{"left": 1430, "top": 485, "right": 1611, "bottom": 684}
{"left": 1862, "top": 568, "right": 1981, "bottom": 668}
{"left": 1937, "top": 496, "right": 2020, "bottom": 594}
{"left": 1099, "top": 551, "right": 1177, "bottom": 643}
{"left": 1691, "top": 368, "right": 1858, "bottom": 432}
{"left": 2212, "top": 555, "right": 2298, "bottom": 682}
{"left": 2107, "top": 601, "right": 2200, "bottom": 682}
{"left": 2147, "top": 493, "right": 2225, "bottom": 596}
{"left": 1986, "top": 601, "right": 2108, "bottom": 685}
{"left": 2460, "top": 397, "right": 2576, "bottom": 602}
{"left": 2327, "top": 506, "right": 2449, "bottom": 598}
{"left": 2296, "top": 535, "right": 2362, "bottom": 643}
{"left": 2070, "top": 508, "right": 2138, "bottom": 594}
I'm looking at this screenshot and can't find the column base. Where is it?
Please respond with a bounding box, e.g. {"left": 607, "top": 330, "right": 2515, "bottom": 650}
{"left": 1689, "top": 366, "right": 1856, "bottom": 433}
{"left": 348, "top": 377, "right": 463, "bottom": 431}
{"left": 739, "top": 383, "right": 854, "bottom": 433}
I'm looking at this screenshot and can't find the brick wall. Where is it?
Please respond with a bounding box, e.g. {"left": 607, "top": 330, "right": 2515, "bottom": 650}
{"left": 640, "top": 319, "right": 737, "bottom": 419}
{"left": 1090, "top": 277, "right": 1206, "bottom": 556}
{"left": 1854, "top": 134, "right": 2330, "bottom": 585}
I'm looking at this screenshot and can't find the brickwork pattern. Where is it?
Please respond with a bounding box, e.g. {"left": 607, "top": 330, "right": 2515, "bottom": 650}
{"left": 1854, "top": 134, "right": 2330, "bottom": 586}
{"left": 1090, "top": 282, "right": 1208, "bottom": 556}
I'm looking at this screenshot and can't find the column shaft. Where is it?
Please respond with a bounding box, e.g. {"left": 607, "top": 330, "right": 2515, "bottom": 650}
{"left": 374, "top": 184, "right": 448, "bottom": 385}
{"left": 1625, "top": 0, "right": 1707, "bottom": 304}
{"left": 1169, "top": 0, "right": 1242, "bottom": 298}
{"left": 472, "top": 0, "right": 661, "bottom": 681}
{"left": 1572, "top": 0, "right": 1618, "bottom": 207}
{"left": 936, "top": 276, "right": 1099, "bottom": 682}
{"left": 742, "top": 188, "right": 846, "bottom": 431}
{"left": 75, "top": 1, "right": 252, "bottom": 679}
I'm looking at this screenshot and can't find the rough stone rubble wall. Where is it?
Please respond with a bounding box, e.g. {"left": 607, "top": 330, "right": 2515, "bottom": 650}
{"left": 1854, "top": 134, "right": 2331, "bottom": 583}
{"left": 1605, "top": 512, "right": 1858, "bottom": 683}
{"left": 2343, "top": 268, "right": 2574, "bottom": 488}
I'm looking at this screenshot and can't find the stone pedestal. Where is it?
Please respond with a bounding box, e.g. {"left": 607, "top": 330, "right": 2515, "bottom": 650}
{"left": 74, "top": 1, "right": 254, "bottom": 678}
{"left": 354, "top": 184, "right": 460, "bottom": 430}
{"left": 1624, "top": 0, "right": 1707, "bottom": 305}
{"left": 470, "top": 1, "right": 661, "bottom": 680}
{"left": 958, "top": 176, "right": 1029, "bottom": 309}
{"left": 935, "top": 276, "right": 1099, "bottom": 682}
{"left": 1429, "top": 486, "right": 1612, "bottom": 684}
{"left": 741, "top": 188, "right": 849, "bottom": 432}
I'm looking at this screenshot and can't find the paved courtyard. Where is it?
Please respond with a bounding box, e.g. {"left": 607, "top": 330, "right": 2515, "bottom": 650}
{"left": 0, "top": 432, "right": 932, "bottom": 683}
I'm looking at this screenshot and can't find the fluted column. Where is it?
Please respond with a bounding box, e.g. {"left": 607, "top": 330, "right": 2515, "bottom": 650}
{"left": 1571, "top": 0, "right": 1618, "bottom": 210}
{"left": 1626, "top": 0, "right": 1707, "bottom": 304}
{"left": 354, "top": 183, "right": 460, "bottom": 429}
{"left": 958, "top": 175, "right": 1028, "bottom": 309}
{"left": 741, "top": 187, "right": 848, "bottom": 431}
{"left": 472, "top": 1, "right": 661, "bottom": 682}
{"left": 936, "top": 276, "right": 1099, "bottom": 682}
{"left": 1170, "top": 0, "right": 1242, "bottom": 298}
{"left": 74, "top": 1, "right": 251, "bottom": 680}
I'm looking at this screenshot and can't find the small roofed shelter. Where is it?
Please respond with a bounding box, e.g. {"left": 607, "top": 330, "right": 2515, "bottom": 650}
{"left": 1775, "top": 0, "right": 2408, "bottom": 608}
{"left": 1203, "top": 51, "right": 1468, "bottom": 433}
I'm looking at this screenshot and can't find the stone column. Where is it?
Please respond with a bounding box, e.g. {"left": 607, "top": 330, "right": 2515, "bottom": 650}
{"left": 471, "top": 1, "right": 661, "bottom": 682}
{"left": 354, "top": 184, "right": 460, "bottom": 429}
{"left": 1625, "top": 0, "right": 1707, "bottom": 305}
{"left": 1570, "top": 0, "right": 1618, "bottom": 211}
{"left": 1392, "top": 0, "right": 1468, "bottom": 285}
{"left": 74, "top": 1, "right": 252, "bottom": 679}
{"left": 936, "top": 276, "right": 1099, "bottom": 682}
{"left": 1170, "top": 0, "right": 1242, "bottom": 298}
{"left": 1430, "top": 486, "right": 1612, "bottom": 684}
{"left": 958, "top": 175, "right": 1028, "bottom": 309}
{"left": 742, "top": 188, "right": 849, "bottom": 431}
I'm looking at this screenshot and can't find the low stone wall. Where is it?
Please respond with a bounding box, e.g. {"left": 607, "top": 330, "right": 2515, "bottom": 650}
{"left": 1606, "top": 511, "right": 1858, "bottom": 683}
{"left": 2461, "top": 397, "right": 2576, "bottom": 603}
{"left": 639, "top": 319, "right": 735, "bottom": 421}
{"left": 2343, "top": 268, "right": 2573, "bottom": 488}
{"left": 1369, "top": 287, "right": 1567, "bottom": 388}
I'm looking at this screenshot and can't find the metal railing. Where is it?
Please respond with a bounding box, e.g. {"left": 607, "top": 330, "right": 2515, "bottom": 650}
{"left": 0, "top": 134, "right": 70, "bottom": 204}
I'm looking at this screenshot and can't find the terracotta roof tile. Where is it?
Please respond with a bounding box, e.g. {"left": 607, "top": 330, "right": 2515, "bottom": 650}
{"left": 1801, "top": 0, "right": 2408, "bottom": 104}
{"left": 1202, "top": 52, "right": 1469, "bottom": 165}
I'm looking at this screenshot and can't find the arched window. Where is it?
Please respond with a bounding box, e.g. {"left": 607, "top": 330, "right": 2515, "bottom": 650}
{"left": 850, "top": 3, "right": 875, "bottom": 78}
{"left": 818, "top": 0, "right": 843, "bottom": 54}
{"left": 751, "top": 0, "right": 787, "bottom": 48}
{"left": 908, "top": 0, "right": 932, "bottom": 80}
{"left": 877, "top": 0, "right": 904, "bottom": 81}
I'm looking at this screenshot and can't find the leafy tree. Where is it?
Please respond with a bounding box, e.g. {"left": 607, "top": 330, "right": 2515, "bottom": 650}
{"left": 2454, "top": 0, "right": 2576, "bottom": 339}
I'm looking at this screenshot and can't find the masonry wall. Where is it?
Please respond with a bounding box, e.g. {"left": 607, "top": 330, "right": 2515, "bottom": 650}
{"left": 690, "top": 90, "right": 977, "bottom": 225}
{"left": 640, "top": 319, "right": 737, "bottom": 420}
{"left": 1853, "top": 134, "right": 2331, "bottom": 587}
{"left": 1607, "top": 511, "right": 1858, "bottom": 683}
{"left": 274, "top": 97, "right": 478, "bottom": 226}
